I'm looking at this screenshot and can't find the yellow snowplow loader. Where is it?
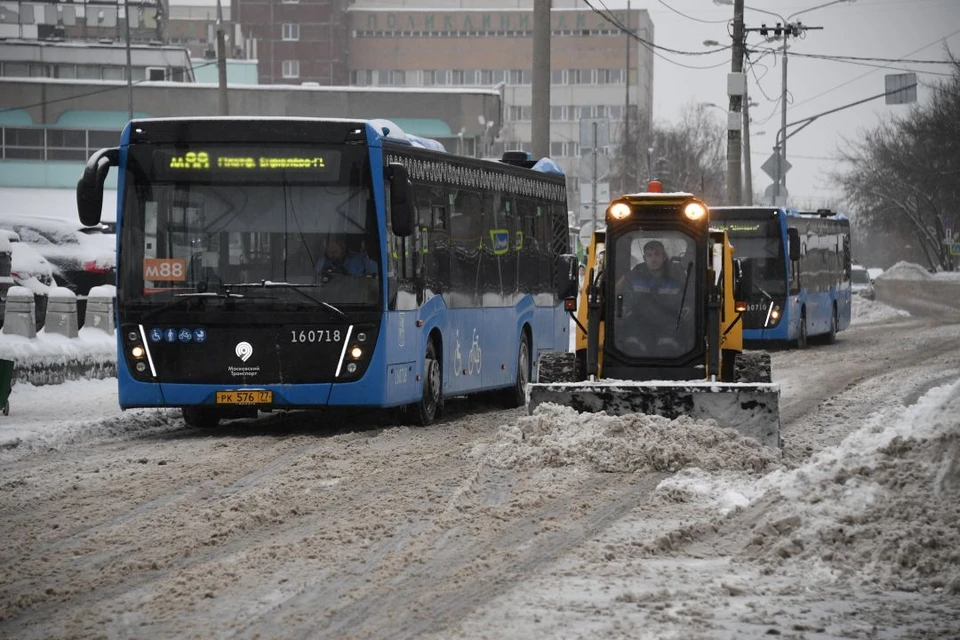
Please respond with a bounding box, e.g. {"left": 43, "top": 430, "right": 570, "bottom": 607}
{"left": 528, "top": 184, "right": 781, "bottom": 449}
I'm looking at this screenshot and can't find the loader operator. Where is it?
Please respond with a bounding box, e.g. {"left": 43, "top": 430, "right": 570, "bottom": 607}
{"left": 616, "top": 239, "right": 694, "bottom": 356}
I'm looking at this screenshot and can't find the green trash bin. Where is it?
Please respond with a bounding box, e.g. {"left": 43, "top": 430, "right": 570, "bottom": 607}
{"left": 0, "top": 358, "right": 13, "bottom": 416}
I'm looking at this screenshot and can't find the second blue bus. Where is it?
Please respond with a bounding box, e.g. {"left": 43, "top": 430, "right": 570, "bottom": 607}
{"left": 711, "top": 206, "right": 852, "bottom": 348}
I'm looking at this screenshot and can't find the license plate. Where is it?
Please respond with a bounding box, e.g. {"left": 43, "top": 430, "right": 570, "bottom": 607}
{"left": 216, "top": 390, "right": 273, "bottom": 405}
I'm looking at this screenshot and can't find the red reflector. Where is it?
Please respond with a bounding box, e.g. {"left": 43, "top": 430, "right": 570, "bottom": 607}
{"left": 84, "top": 260, "right": 111, "bottom": 274}
{"left": 563, "top": 298, "right": 577, "bottom": 311}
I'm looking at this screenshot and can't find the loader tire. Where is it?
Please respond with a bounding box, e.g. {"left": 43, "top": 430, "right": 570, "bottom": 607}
{"left": 537, "top": 351, "right": 578, "bottom": 383}
{"left": 735, "top": 350, "right": 772, "bottom": 383}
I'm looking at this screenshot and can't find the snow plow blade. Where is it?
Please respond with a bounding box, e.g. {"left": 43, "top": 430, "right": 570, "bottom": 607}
{"left": 525, "top": 381, "right": 781, "bottom": 450}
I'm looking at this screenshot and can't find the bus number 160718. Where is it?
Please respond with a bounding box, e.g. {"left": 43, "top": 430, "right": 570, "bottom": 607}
{"left": 290, "top": 329, "right": 341, "bottom": 343}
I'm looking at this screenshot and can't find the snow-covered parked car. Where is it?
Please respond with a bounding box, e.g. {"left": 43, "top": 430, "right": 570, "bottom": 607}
{"left": 0, "top": 229, "right": 56, "bottom": 295}
{"left": 0, "top": 215, "right": 115, "bottom": 296}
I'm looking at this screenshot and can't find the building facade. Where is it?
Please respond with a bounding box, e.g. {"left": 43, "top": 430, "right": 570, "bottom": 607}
{"left": 232, "top": 0, "right": 349, "bottom": 85}
{"left": 345, "top": 0, "right": 654, "bottom": 221}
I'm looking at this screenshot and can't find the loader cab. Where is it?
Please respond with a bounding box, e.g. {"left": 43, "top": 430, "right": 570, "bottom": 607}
{"left": 589, "top": 190, "right": 712, "bottom": 381}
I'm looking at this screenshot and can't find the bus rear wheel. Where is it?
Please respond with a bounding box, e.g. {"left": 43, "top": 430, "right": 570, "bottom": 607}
{"left": 409, "top": 340, "right": 443, "bottom": 426}
{"left": 796, "top": 311, "right": 808, "bottom": 349}
{"left": 498, "top": 332, "right": 530, "bottom": 408}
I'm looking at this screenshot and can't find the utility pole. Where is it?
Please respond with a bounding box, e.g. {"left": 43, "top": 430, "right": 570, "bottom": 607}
{"left": 591, "top": 122, "right": 598, "bottom": 239}
{"left": 766, "top": 20, "right": 823, "bottom": 205}
{"left": 531, "top": 0, "right": 551, "bottom": 159}
{"left": 726, "top": 0, "right": 744, "bottom": 205}
{"left": 624, "top": 0, "right": 631, "bottom": 191}
{"left": 216, "top": 0, "right": 229, "bottom": 116}
{"left": 124, "top": 0, "right": 133, "bottom": 121}
{"left": 743, "top": 89, "right": 753, "bottom": 205}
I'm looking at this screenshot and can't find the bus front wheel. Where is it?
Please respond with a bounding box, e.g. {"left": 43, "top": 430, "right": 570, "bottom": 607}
{"left": 182, "top": 407, "right": 220, "bottom": 429}
{"left": 409, "top": 340, "right": 443, "bottom": 426}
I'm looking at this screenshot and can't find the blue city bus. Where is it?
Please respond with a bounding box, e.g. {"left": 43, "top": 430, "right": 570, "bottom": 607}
{"left": 76, "top": 117, "right": 575, "bottom": 427}
{"left": 710, "top": 206, "right": 852, "bottom": 348}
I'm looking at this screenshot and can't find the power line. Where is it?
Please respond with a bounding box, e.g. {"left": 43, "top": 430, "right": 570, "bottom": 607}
{"left": 787, "top": 25, "right": 960, "bottom": 110}
{"left": 655, "top": 0, "right": 730, "bottom": 25}
{"left": 584, "top": 0, "right": 730, "bottom": 57}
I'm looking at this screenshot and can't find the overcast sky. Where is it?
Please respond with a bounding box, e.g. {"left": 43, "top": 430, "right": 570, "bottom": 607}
{"left": 609, "top": 0, "right": 960, "bottom": 208}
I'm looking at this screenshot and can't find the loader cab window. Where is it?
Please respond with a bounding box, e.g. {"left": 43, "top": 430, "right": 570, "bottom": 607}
{"left": 613, "top": 230, "right": 697, "bottom": 359}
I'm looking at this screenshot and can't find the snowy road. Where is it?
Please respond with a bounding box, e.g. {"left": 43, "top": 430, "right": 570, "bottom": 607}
{"left": 0, "top": 302, "right": 958, "bottom": 639}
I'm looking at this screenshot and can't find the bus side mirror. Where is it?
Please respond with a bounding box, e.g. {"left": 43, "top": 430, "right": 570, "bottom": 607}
{"left": 556, "top": 253, "right": 579, "bottom": 300}
{"left": 387, "top": 163, "right": 415, "bottom": 237}
{"left": 77, "top": 147, "right": 119, "bottom": 227}
{"left": 787, "top": 227, "right": 801, "bottom": 262}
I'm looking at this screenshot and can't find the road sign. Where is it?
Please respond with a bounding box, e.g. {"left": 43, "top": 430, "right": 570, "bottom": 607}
{"left": 761, "top": 152, "right": 792, "bottom": 181}
{"left": 577, "top": 153, "right": 610, "bottom": 181}
{"left": 764, "top": 183, "right": 789, "bottom": 206}
{"left": 579, "top": 118, "right": 610, "bottom": 150}
{"left": 885, "top": 73, "right": 917, "bottom": 105}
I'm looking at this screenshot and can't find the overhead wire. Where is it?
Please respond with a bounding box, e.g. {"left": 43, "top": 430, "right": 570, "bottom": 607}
{"left": 655, "top": 0, "right": 731, "bottom": 25}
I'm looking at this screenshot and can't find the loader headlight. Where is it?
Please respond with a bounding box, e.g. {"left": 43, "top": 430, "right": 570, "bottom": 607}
{"left": 684, "top": 202, "right": 707, "bottom": 221}
{"left": 608, "top": 202, "right": 632, "bottom": 220}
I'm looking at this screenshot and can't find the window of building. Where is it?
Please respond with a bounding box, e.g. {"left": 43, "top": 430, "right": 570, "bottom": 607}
{"left": 282, "top": 59, "right": 300, "bottom": 79}
{"left": 282, "top": 23, "right": 300, "bottom": 41}
{"left": 550, "top": 105, "right": 565, "bottom": 121}
{"left": 550, "top": 69, "right": 566, "bottom": 84}
{"left": 550, "top": 141, "right": 565, "bottom": 157}
{"left": 3, "top": 62, "right": 30, "bottom": 78}
{"left": 146, "top": 67, "right": 166, "bottom": 81}
{"left": 102, "top": 66, "right": 124, "bottom": 81}
{"left": 281, "top": 0, "right": 299, "bottom": 3}
{"left": 76, "top": 65, "right": 101, "bottom": 80}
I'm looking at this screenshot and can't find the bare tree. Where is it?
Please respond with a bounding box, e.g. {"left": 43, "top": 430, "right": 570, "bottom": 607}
{"left": 609, "top": 103, "right": 725, "bottom": 201}
{"left": 835, "top": 55, "right": 960, "bottom": 272}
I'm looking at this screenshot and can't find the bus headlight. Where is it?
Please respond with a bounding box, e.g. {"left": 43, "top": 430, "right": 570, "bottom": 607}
{"left": 770, "top": 306, "right": 781, "bottom": 320}
{"left": 608, "top": 202, "right": 632, "bottom": 220}
{"left": 684, "top": 203, "right": 707, "bottom": 221}
{"left": 131, "top": 345, "right": 146, "bottom": 359}
{"left": 350, "top": 346, "right": 363, "bottom": 359}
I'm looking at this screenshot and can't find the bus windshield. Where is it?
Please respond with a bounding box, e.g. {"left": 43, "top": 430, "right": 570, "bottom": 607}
{"left": 121, "top": 143, "right": 379, "bottom": 308}
{"left": 716, "top": 220, "right": 787, "bottom": 297}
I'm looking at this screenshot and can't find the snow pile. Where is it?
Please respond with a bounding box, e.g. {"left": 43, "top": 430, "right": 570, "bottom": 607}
{"left": 851, "top": 295, "right": 910, "bottom": 325}
{"left": 484, "top": 403, "right": 779, "bottom": 474}
{"left": 875, "top": 261, "right": 933, "bottom": 281}
{"left": 0, "top": 379, "right": 180, "bottom": 458}
{"left": 738, "top": 378, "right": 960, "bottom": 593}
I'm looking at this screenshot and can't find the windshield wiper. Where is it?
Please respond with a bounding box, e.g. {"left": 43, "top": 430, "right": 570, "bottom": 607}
{"left": 675, "top": 261, "right": 693, "bottom": 333}
{"left": 221, "top": 281, "right": 348, "bottom": 322}
{"left": 139, "top": 291, "right": 243, "bottom": 322}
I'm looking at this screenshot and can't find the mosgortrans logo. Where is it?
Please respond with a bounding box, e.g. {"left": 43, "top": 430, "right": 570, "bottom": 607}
{"left": 235, "top": 341, "right": 253, "bottom": 362}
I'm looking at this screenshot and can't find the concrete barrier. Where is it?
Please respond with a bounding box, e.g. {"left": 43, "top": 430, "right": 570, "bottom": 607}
{"left": 84, "top": 285, "right": 116, "bottom": 335}
{"left": 43, "top": 287, "right": 79, "bottom": 338}
{"left": 2, "top": 286, "right": 36, "bottom": 338}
